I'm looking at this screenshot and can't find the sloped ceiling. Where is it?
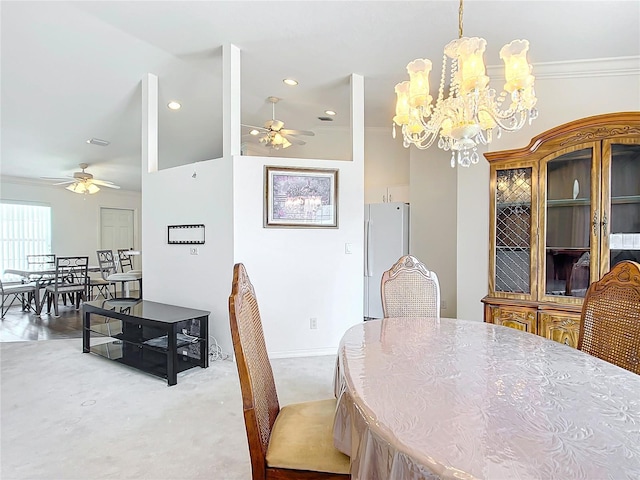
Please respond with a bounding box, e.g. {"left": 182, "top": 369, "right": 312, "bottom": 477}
{"left": 1, "top": 1, "right": 638, "bottom": 191}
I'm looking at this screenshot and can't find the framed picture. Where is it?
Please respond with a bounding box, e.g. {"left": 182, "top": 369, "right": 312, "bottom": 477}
{"left": 264, "top": 166, "right": 338, "bottom": 228}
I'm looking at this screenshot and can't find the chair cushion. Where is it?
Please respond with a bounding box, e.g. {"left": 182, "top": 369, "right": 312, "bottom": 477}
{"left": 107, "top": 273, "right": 141, "bottom": 281}
{"left": 266, "top": 398, "right": 350, "bottom": 474}
{"left": 3, "top": 284, "right": 36, "bottom": 294}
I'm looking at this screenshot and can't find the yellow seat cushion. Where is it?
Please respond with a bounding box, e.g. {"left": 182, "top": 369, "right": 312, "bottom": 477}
{"left": 266, "top": 398, "right": 350, "bottom": 474}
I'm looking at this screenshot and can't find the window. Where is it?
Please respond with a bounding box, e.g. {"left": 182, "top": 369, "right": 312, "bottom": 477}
{"left": 1, "top": 202, "right": 52, "bottom": 273}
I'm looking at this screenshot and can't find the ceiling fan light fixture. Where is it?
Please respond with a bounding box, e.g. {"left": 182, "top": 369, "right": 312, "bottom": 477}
{"left": 66, "top": 181, "right": 100, "bottom": 195}
{"left": 283, "top": 78, "right": 298, "bottom": 86}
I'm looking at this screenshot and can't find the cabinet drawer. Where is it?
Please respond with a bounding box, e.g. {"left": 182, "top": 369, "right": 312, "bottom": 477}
{"left": 538, "top": 312, "right": 581, "bottom": 348}
{"left": 489, "top": 306, "right": 537, "bottom": 334}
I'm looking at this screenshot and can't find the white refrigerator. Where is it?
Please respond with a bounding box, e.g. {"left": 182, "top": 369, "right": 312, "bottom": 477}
{"left": 364, "top": 202, "right": 410, "bottom": 319}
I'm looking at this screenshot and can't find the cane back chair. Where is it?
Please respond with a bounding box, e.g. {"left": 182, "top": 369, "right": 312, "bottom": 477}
{"left": 228, "top": 263, "right": 350, "bottom": 480}
{"left": 578, "top": 260, "right": 640, "bottom": 375}
{"left": 381, "top": 255, "right": 441, "bottom": 318}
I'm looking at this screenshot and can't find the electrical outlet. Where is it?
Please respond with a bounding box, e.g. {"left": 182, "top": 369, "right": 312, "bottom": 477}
{"left": 310, "top": 317, "right": 318, "bottom": 329}
{"left": 189, "top": 247, "right": 199, "bottom": 255}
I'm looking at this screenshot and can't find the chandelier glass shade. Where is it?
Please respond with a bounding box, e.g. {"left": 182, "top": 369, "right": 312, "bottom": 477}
{"left": 66, "top": 181, "right": 100, "bottom": 194}
{"left": 393, "top": 0, "right": 538, "bottom": 167}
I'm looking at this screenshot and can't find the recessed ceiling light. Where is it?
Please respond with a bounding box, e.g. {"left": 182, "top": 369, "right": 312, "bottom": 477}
{"left": 283, "top": 78, "right": 298, "bottom": 86}
{"left": 167, "top": 101, "right": 181, "bottom": 110}
{"left": 324, "top": 110, "right": 336, "bottom": 116}
{"left": 250, "top": 129, "right": 260, "bottom": 136}
{"left": 86, "top": 138, "right": 110, "bottom": 146}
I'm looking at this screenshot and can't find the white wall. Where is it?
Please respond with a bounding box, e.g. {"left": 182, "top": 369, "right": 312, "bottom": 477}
{"left": 233, "top": 155, "right": 364, "bottom": 357}
{"left": 456, "top": 57, "right": 640, "bottom": 320}
{"left": 0, "top": 177, "right": 141, "bottom": 264}
{"left": 141, "top": 158, "right": 235, "bottom": 351}
{"left": 409, "top": 147, "right": 458, "bottom": 317}
{"left": 365, "top": 127, "right": 410, "bottom": 192}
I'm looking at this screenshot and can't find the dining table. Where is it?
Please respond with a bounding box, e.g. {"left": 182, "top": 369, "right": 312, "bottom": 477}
{"left": 5, "top": 265, "right": 101, "bottom": 315}
{"left": 333, "top": 317, "right": 640, "bottom": 480}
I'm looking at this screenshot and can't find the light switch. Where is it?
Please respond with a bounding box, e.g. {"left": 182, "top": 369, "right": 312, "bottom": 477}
{"left": 345, "top": 243, "right": 352, "bottom": 254}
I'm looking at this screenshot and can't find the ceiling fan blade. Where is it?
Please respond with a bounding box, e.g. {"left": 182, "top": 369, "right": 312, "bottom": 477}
{"left": 91, "top": 180, "right": 120, "bottom": 189}
{"left": 51, "top": 180, "right": 76, "bottom": 186}
{"left": 284, "top": 136, "right": 307, "bottom": 146}
{"left": 281, "top": 129, "right": 315, "bottom": 137}
{"left": 241, "top": 124, "right": 268, "bottom": 132}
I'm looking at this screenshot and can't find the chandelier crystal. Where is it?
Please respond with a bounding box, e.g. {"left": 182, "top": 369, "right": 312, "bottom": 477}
{"left": 393, "top": 0, "right": 538, "bottom": 167}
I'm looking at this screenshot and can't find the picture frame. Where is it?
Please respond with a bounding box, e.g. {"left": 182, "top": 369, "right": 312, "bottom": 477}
{"left": 264, "top": 166, "right": 338, "bottom": 228}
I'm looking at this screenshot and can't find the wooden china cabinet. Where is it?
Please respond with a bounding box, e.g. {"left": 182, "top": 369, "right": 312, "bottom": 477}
{"left": 482, "top": 112, "right": 640, "bottom": 348}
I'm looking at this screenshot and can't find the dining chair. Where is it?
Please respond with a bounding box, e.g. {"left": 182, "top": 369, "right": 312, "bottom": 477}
{"left": 578, "top": 260, "right": 640, "bottom": 374}
{"left": 26, "top": 253, "right": 57, "bottom": 284}
{"left": 117, "top": 248, "right": 142, "bottom": 275}
{"left": 228, "top": 263, "right": 350, "bottom": 480}
{"left": 97, "top": 250, "right": 142, "bottom": 299}
{"left": 381, "top": 255, "right": 441, "bottom": 318}
{"left": 44, "top": 256, "right": 89, "bottom": 317}
{"left": 1, "top": 279, "right": 38, "bottom": 319}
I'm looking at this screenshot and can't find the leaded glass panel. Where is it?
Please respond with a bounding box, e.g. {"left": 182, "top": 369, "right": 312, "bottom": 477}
{"left": 495, "top": 168, "right": 532, "bottom": 293}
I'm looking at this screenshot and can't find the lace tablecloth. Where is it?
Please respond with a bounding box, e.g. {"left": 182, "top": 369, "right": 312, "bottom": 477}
{"left": 333, "top": 318, "right": 640, "bottom": 479}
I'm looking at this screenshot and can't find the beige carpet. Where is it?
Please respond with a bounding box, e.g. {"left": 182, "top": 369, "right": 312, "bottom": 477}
{"left": 0, "top": 339, "right": 337, "bottom": 479}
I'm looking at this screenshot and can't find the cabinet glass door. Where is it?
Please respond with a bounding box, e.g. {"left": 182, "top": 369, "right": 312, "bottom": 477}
{"left": 604, "top": 141, "right": 640, "bottom": 271}
{"left": 494, "top": 167, "right": 533, "bottom": 295}
{"left": 543, "top": 147, "right": 595, "bottom": 299}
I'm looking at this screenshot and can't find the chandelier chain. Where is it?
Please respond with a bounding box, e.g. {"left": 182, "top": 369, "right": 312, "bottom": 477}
{"left": 458, "top": 0, "right": 463, "bottom": 39}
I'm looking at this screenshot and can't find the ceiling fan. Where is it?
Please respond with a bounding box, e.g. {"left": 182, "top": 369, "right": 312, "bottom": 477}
{"left": 242, "top": 96, "right": 315, "bottom": 150}
{"left": 43, "top": 163, "right": 121, "bottom": 194}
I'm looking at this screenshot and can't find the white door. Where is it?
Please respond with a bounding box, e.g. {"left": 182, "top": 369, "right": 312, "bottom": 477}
{"left": 100, "top": 207, "right": 135, "bottom": 266}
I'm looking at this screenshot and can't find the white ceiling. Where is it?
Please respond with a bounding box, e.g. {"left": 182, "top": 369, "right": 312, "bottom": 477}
{"left": 2, "top": 1, "right": 639, "bottom": 192}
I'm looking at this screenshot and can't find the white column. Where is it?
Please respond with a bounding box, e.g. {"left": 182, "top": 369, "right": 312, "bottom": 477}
{"left": 223, "top": 44, "right": 241, "bottom": 158}
{"left": 142, "top": 73, "right": 158, "bottom": 173}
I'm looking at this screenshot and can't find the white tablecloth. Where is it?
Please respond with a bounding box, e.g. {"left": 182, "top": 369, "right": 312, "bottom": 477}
{"left": 334, "top": 317, "right": 640, "bottom": 479}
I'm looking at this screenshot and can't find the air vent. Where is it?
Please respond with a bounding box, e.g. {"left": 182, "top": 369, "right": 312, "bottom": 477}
{"left": 86, "top": 138, "right": 110, "bottom": 146}
{"left": 317, "top": 116, "right": 334, "bottom": 122}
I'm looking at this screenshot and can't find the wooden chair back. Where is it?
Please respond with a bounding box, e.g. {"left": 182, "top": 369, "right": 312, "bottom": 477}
{"left": 578, "top": 260, "right": 640, "bottom": 374}
{"left": 381, "top": 255, "right": 440, "bottom": 318}
{"left": 229, "top": 263, "right": 280, "bottom": 479}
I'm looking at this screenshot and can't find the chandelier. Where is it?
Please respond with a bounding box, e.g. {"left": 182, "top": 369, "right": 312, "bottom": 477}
{"left": 392, "top": 0, "right": 538, "bottom": 167}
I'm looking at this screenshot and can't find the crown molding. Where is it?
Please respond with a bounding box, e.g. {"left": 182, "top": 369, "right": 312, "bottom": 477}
{"left": 487, "top": 56, "right": 640, "bottom": 80}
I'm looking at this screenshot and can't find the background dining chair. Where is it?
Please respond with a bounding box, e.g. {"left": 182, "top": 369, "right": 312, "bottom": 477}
{"left": 44, "top": 256, "right": 89, "bottom": 317}
{"left": 97, "top": 250, "right": 142, "bottom": 299}
{"left": 117, "top": 248, "right": 142, "bottom": 275}
{"left": 578, "top": 260, "right": 640, "bottom": 374}
{"left": 1, "top": 279, "right": 38, "bottom": 319}
{"left": 228, "top": 263, "right": 350, "bottom": 480}
{"left": 381, "top": 255, "right": 441, "bottom": 318}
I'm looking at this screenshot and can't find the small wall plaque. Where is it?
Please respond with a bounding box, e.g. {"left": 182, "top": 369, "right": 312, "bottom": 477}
{"left": 168, "top": 224, "right": 205, "bottom": 244}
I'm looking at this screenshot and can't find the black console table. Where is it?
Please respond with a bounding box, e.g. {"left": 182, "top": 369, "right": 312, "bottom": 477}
{"left": 83, "top": 299, "right": 209, "bottom": 386}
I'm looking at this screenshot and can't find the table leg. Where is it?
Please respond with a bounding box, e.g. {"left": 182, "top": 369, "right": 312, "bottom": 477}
{"left": 167, "top": 324, "right": 177, "bottom": 386}
{"left": 83, "top": 311, "right": 91, "bottom": 353}
{"left": 200, "top": 315, "right": 209, "bottom": 368}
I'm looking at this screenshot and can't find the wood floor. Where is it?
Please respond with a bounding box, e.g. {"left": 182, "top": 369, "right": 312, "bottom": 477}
{"left": 0, "top": 292, "right": 139, "bottom": 342}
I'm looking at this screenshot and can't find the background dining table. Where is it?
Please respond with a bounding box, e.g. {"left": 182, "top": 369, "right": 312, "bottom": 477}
{"left": 5, "top": 265, "right": 101, "bottom": 315}
{"left": 333, "top": 317, "right": 640, "bottom": 480}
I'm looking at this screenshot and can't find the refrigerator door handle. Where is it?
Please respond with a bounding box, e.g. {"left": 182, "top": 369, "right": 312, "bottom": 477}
{"left": 365, "top": 220, "right": 373, "bottom": 277}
